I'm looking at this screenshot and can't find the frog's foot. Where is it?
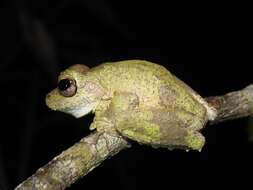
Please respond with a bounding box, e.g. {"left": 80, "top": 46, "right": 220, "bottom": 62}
{"left": 184, "top": 131, "right": 205, "bottom": 151}
{"left": 90, "top": 117, "right": 117, "bottom": 134}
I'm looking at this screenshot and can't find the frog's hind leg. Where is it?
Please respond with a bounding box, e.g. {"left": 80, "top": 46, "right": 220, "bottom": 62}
{"left": 114, "top": 107, "right": 205, "bottom": 151}
{"left": 106, "top": 92, "right": 205, "bottom": 151}
{"left": 150, "top": 109, "right": 205, "bottom": 151}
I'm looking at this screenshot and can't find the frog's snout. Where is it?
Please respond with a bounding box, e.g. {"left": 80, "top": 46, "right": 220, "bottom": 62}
{"left": 45, "top": 93, "right": 52, "bottom": 109}
{"left": 45, "top": 91, "right": 57, "bottom": 110}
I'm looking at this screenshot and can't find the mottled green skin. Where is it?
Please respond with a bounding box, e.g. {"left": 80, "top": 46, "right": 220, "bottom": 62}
{"left": 46, "top": 60, "right": 215, "bottom": 151}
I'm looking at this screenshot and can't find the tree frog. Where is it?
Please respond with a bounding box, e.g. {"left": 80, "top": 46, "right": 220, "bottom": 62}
{"left": 46, "top": 60, "right": 217, "bottom": 151}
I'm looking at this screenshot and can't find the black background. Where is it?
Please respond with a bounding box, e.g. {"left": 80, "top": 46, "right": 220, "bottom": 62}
{"left": 0, "top": 1, "right": 252, "bottom": 189}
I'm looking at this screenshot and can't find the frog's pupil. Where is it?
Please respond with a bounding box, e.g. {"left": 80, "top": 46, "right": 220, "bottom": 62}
{"left": 58, "top": 79, "right": 71, "bottom": 91}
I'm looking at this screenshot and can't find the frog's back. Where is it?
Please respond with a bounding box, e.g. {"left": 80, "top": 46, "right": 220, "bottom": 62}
{"left": 91, "top": 60, "right": 172, "bottom": 105}
{"left": 91, "top": 60, "right": 205, "bottom": 117}
{"left": 92, "top": 60, "right": 173, "bottom": 84}
{"left": 93, "top": 60, "right": 171, "bottom": 77}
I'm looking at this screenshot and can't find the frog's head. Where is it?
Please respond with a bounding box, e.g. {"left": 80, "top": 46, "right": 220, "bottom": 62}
{"left": 46, "top": 64, "right": 106, "bottom": 118}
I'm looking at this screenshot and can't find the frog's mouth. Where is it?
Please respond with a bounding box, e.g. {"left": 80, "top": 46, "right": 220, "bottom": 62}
{"left": 66, "top": 102, "right": 97, "bottom": 118}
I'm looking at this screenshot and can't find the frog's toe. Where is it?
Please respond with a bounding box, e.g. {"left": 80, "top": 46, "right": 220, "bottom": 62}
{"left": 89, "top": 122, "right": 97, "bottom": 130}
{"left": 185, "top": 131, "right": 205, "bottom": 151}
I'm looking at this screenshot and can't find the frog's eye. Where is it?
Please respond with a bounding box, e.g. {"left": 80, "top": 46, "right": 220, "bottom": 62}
{"left": 57, "top": 78, "right": 77, "bottom": 97}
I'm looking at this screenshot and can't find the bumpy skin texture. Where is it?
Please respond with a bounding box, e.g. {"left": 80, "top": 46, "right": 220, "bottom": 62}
{"left": 46, "top": 60, "right": 216, "bottom": 151}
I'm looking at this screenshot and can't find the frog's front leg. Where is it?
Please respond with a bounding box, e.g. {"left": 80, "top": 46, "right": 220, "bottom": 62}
{"left": 90, "top": 91, "right": 140, "bottom": 134}
{"left": 90, "top": 116, "right": 115, "bottom": 133}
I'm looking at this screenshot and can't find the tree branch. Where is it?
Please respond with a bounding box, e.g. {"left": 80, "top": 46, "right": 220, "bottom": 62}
{"left": 15, "top": 84, "right": 253, "bottom": 190}
{"left": 15, "top": 133, "right": 129, "bottom": 190}
{"left": 205, "top": 84, "right": 253, "bottom": 124}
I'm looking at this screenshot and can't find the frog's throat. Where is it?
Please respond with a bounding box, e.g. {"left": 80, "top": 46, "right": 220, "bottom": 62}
{"left": 68, "top": 102, "right": 97, "bottom": 118}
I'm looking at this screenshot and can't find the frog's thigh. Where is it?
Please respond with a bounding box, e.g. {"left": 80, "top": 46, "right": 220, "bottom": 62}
{"left": 115, "top": 109, "right": 205, "bottom": 151}
{"left": 115, "top": 111, "right": 161, "bottom": 145}
{"left": 153, "top": 109, "right": 205, "bottom": 150}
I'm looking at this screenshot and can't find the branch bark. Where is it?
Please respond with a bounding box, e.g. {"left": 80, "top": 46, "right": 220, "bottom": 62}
{"left": 15, "top": 133, "right": 129, "bottom": 190}
{"left": 15, "top": 84, "right": 253, "bottom": 190}
{"left": 206, "top": 84, "right": 253, "bottom": 124}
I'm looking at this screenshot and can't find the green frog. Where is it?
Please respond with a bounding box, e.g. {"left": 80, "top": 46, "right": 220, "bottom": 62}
{"left": 46, "top": 60, "right": 217, "bottom": 151}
